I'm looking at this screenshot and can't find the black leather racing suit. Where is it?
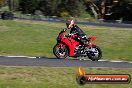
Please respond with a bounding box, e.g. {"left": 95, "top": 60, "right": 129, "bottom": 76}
{"left": 70, "top": 25, "right": 87, "bottom": 45}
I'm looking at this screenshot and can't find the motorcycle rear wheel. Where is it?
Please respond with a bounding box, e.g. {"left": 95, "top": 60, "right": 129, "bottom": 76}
{"left": 53, "top": 44, "right": 68, "bottom": 59}
{"left": 87, "top": 45, "right": 102, "bottom": 61}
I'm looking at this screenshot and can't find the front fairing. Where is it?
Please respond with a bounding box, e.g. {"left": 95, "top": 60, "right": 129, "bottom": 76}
{"left": 57, "top": 30, "right": 66, "bottom": 42}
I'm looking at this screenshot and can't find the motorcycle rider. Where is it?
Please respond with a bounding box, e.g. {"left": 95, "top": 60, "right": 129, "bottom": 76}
{"left": 65, "top": 20, "right": 88, "bottom": 46}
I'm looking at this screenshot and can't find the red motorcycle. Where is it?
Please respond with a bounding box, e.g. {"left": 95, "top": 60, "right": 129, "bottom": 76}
{"left": 53, "top": 29, "right": 102, "bottom": 61}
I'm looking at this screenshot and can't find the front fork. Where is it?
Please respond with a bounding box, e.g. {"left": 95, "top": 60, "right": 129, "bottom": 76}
{"left": 57, "top": 43, "right": 65, "bottom": 48}
{"left": 85, "top": 42, "right": 95, "bottom": 53}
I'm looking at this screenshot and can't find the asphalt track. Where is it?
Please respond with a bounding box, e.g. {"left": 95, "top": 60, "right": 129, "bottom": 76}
{"left": 14, "top": 18, "right": 132, "bottom": 28}
{"left": 0, "top": 56, "right": 132, "bottom": 68}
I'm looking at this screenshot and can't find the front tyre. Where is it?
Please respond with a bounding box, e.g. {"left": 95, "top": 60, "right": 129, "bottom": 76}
{"left": 53, "top": 44, "right": 68, "bottom": 59}
{"left": 87, "top": 45, "right": 102, "bottom": 61}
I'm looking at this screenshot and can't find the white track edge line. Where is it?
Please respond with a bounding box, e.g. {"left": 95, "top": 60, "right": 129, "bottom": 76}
{"left": 1, "top": 56, "right": 37, "bottom": 58}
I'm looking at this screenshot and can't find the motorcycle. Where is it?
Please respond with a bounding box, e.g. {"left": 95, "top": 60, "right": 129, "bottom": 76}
{"left": 53, "top": 28, "right": 102, "bottom": 61}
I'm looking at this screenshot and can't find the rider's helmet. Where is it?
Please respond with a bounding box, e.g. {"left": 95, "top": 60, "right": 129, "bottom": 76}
{"left": 66, "top": 20, "right": 75, "bottom": 29}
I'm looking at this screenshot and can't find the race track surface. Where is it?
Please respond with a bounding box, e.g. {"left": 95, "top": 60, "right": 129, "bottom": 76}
{"left": 0, "top": 56, "right": 132, "bottom": 68}
{"left": 15, "top": 18, "right": 132, "bottom": 28}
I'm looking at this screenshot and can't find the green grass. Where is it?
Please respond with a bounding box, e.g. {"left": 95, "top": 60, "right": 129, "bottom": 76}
{"left": 0, "top": 20, "right": 132, "bottom": 60}
{"left": 0, "top": 66, "right": 131, "bottom": 88}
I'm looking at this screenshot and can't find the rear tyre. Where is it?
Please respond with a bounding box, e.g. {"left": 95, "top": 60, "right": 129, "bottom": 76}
{"left": 53, "top": 44, "right": 68, "bottom": 59}
{"left": 87, "top": 45, "right": 102, "bottom": 61}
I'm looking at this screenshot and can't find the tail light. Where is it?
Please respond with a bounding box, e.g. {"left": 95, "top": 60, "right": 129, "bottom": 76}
{"left": 89, "top": 36, "right": 96, "bottom": 42}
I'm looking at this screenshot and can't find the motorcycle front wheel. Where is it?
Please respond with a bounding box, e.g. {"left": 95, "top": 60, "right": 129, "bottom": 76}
{"left": 87, "top": 45, "right": 102, "bottom": 61}
{"left": 53, "top": 44, "right": 69, "bottom": 59}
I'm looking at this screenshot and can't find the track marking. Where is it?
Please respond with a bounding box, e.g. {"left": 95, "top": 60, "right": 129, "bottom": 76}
{"left": 6, "top": 56, "right": 28, "bottom": 58}
{"left": 110, "top": 60, "right": 124, "bottom": 63}
{"left": 26, "top": 57, "right": 37, "bottom": 58}
{"left": 99, "top": 60, "right": 108, "bottom": 61}
{"left": 0, "top": 56, "right": 37, "bottom": 59}
{"left": 128, "top": 62, "right": 132, "bottom": 63}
